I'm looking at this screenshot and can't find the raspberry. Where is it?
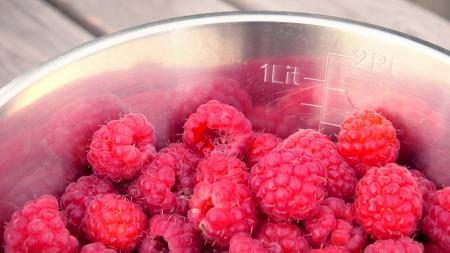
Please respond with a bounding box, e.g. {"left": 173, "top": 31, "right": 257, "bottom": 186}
{"left": 3, "top": 195, "right": 79, "bottom": 253}
{"left": 82, "top": 193, "right": 147, "bottom": 252}
{"left": 363, "top": 237, "right": 424, "bottom": 253}
{"left": 229, "top": 233, "right": 269, "bottom": 253}
{"left": 250, "top": 148, "right": 326, "bottom": 222}
{"left": 245, "top": 132, "right": 281, "bottom": 167}
{"left": 194, "top": 153, "right": 249, "bottom": 185}
{"left": 322, "top": 198, "right": 354, "bottom": 222}
{"left": 424, "top": 241, "right": 447, "bottom": 253}
{"left": 126, "top": 179, "right": 147, "bottom": 209}
{"left": 188, "top": 180, "right": 257, "bottom": 246}
{"left": 44, "top": 95, "right": 126, "bottom": 166}
{"left": 60, "top": 175, "right": 117, "bottom": 237}
{"left": 282, "top": 129, "right": 357, "bottom": 200}
{"left": 160, "top": 142, "right": 202, "bottom": 196}
{"left": 81, "top": 242, "right": 117, "bottom": 253}
{"left": 337, "top": 110, "right": 400, "bottom": 177}
{"left": 256, "top": 223, "right": 310, "bottom": 253}
{"left": 87, "top": 113, "right": 157, "bottom": 182}
{"left": 421, "top": 187, "right": 450, "bottom": 251}
{"left": 138, "top": 214, "right": 201, "bottom": 253}
{"left": 304, "top": 206, "right": 337, "bottom": 248}
{"left": 410, "top": 169, "right": 436, "bottom": 214}
{"left": 354, "top": 164, "right": 423, "bottom": 239}
{"left": 409, "top": 170, "right": 436, "bottom": 194}
{"left": 182, "top": 100, "right": 253, "bottom": 156}
{"left": 327, "top": 219, "right": 367, "bottom": 253}
{"left": 136, "top": 153, "right": 178, "bottom": 215}
{"left": 309, "top": 246, "right": 350, "bottom": 253}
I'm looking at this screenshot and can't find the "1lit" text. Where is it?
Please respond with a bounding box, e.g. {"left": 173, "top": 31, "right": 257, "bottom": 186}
{"left": 261, "top": 64, "right": 302, "bottom": 85}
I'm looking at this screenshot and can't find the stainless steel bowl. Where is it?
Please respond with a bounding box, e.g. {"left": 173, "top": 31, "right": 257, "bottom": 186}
{"left": 0, "top": 12, "right": 448, "bottom": 232}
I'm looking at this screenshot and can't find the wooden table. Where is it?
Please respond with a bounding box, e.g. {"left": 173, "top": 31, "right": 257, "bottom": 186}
{"left": 0, "top": 0, "right": 449, "bottom": 86}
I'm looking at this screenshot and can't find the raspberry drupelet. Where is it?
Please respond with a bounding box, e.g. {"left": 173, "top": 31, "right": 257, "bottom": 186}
{"left": 194, "top": 153, "right": 249, "bottom": 185}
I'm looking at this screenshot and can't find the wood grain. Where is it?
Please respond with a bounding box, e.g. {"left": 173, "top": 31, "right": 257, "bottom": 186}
{"left": 47, "top": 0, "right": 237, "bottom": 35}
{"left": 225, "top": 0, "right": 450, "bottom": 49}
{"left": 0, "top": 0, "right": 93, "bottom": 86}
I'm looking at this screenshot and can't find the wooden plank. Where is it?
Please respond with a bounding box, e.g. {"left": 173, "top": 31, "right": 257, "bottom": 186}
{"left": 47, "top": 0, "right": 237, "bottom": 35}
{"left": 225, "top": 0, "right": 450, "bottom": 49}
{"left": 0, "top": 0, "right": 93, "bottom": 86}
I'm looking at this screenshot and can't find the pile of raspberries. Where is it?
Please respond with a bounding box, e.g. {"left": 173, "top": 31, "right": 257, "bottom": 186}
{"left": 3, "top": 99, "right": 449, "bottom": 253}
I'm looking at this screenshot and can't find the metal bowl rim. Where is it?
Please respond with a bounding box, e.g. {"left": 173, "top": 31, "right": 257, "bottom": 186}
{"left": 0, "top": 11, "right": 448, "bottom": 106}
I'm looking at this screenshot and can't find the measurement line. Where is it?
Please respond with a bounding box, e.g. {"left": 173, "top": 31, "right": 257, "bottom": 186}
{"left": 325, "top": 87, "right": 345, "bottom": 92}
{"left": 303, "top": 77, "right": 325, "bottom": 82}
{"left": 317, "top": 52, "right": 351, "bottom": 131}
{"left": 301, "top": 103, "right": 323, "bottom": 108}
{"left": 327, "top": 52, "right": 351, "bottom": 58}
{"left": 320, "top": 121, "right": 341, "bottom": 127}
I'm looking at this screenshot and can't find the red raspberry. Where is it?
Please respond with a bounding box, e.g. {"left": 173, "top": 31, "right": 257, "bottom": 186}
{"left": 363, "top": 237, "right": 424, "bottom": 253}
{"left": 182, "top": 100, "right": 253, "bottom": 156}
{"left": 282, "top": 129, "right": 357, "bottom": 200}
{"left": 250, "top": 148, "right": 326, "bottom": 222}
{"left": 60, "top": 175, "right": 117, "bottom": 237}
{"left": 44, "top": 95, "right": 126, "bottom": 166}
{"left": 421, "top": 187, "right": 450, "bottom": 251}
{"left": 229, "top": 233, "right": 269, "bottom": 253}
{"left": 195, "top": 153, "right": 249, "bottom": 185}
{"left": 337, "top": 110, "right": 400, "bottom": 177}
{"left": 3, "top": 195, "right": 79, "bottom": 253}
{"left": 82, "top": 193, "right": 147, "bottom": 252}
{"left": 354, "top": 164, "right": 423, "bottom": 239}
{"left": 126, "top": 179, "right": 147, "bottom": 209}
{"left": 81, "top": 242, "right": 117, "bottom": 253}
{"left": 410, "top": 169, "right": 437, "bottom": 214}
{"left": 188, "top": 180, "right": 257, "bottom": 246}
{"left": 160, "top": 142, "right": 202, "bottom": 196}
{"left": 327, "top": 219, "right": 367, "bottom": 253}
{"left": 424, "top": 241, "right": 447, "bottom": 253}
{"left": 256, "top": 223, "right": 310, "bottom": 253}
{"left": 87, "top": 113, "right": 157, "bottom": 182}
{"left": 309, "top": 246, "right": 350, "bottom": 253}
{"left": 136, "top": 153, "right": 178, "bottom": 215}
{"left": 304, "top": 206, "right": 337, "bottom": 248}
{"left": 245, "top": 132, "right": 281, "bottom": 167}
{"left": 322, "top": 198, "right": 354, "bottom": 222}
{"left": 138, "top": 214, "right": 201, "bottom": 253}
{"left": 127, "top": 178, "right": 189, "bottom": 216}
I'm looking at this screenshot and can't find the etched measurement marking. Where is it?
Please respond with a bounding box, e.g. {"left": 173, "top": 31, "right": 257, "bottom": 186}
{"left": 325, "top": 87, "right": 345, "bottom": 92}
{"left": 261, "top": 50, "right": 394, "bottom": 132}
{"left": 351, "top": 49, "right": 395, "bottom": 75}
{"left": 300, "top": 102, "right": 323, "bottom": 108}
{"left": 261, "top": 64, "right": 302, "bottom": 85}
{"left": 303, "top": 77, "right": 324, "bottom": 82}
{"left": 300, "top": 52, "right": 351, "bottom": 131}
